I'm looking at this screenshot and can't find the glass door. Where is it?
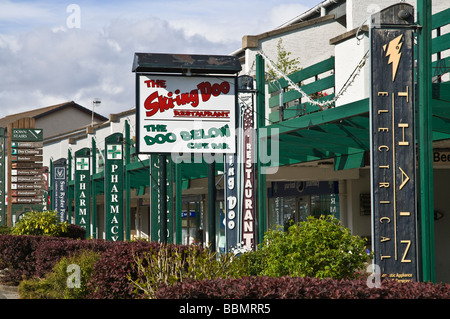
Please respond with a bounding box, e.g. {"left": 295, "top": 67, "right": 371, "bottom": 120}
{"left": 296, "top": 196, "right": 310, "bottom": 223}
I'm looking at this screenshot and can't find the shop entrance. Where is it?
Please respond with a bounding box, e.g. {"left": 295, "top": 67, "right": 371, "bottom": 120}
{"left": 268, "top": 181, "right": 340, "bottom": 230}
{"left": 181, "top": 195, "right": 203, "bottom": 245}
{"left": 296, "top": 196, "right": 310, "bottom": 223}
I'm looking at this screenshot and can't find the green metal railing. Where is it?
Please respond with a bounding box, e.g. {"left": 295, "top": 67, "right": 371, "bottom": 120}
{"left": 267, "top": 56, "right": 335, "bottom": 123}
{"left": 431, "top": 7, "right": 450, "bottom": 81}
{"left": 266, "top": 7, "right": 449, "bottom": 126}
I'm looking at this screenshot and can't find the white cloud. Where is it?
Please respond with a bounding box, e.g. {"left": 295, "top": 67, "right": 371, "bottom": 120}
{"left": 0, "top": 14, "right": 235, "bottom": 116}
{"left": 0, "top": 0, "right": 319, "bottom": 117}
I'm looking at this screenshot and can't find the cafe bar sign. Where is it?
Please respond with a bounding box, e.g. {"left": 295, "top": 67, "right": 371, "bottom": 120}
{"left": 369, "top": 4, "right": 417, "bottom": 282}
{"left": 136, "top": 75, "right": 236, "bottom": 154}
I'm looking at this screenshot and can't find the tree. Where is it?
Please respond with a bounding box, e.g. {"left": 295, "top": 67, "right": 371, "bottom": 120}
{"left": 267, "top": 38, "right": 301, "bottom": 80}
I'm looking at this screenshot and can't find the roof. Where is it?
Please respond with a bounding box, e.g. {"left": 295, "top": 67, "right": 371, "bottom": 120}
{"left": 132, "top": 53, "right": 241, "bottom": 74}
{"left": 0, "top": 101, "right": 108, "bottom": 128}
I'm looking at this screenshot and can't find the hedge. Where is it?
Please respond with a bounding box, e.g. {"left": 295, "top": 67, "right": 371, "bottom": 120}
{"left": 155, "top": 276, "right": 450, "bottom": 299}
{"left": 0, "top": 234, "right": 112, "bottom": 284}
{"left": 0, "top": 234, "right": 190, "bottom": 298}
{"left": 4, "top": 234, "right": 450, "bottom": 299}
{"left": 87, "top": 241, "right": 191, "bottom": 299}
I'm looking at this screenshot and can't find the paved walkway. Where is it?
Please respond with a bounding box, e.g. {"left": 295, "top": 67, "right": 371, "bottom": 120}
{"left": 0, "top": 284, "right": 19, "bottom": 299}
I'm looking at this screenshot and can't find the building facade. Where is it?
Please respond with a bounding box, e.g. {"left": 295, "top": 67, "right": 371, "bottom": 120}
{"left": 2, "top": 0, "right": 448, "bottom": 283}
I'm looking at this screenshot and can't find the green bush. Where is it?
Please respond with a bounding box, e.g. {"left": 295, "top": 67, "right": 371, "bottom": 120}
{"left": 232, "top": 248, "right": 267, "bottom": 276}
{"left": 0, "top": 225, "right": 10, "bottom": 234}
{"left": 257, "top": 215, "right": 372, "bottom": 279}
{"left": 19, "top": 250, "right": 100, "bottom": 299}
{"left": 11, "top": 210, "right": 68, "bottom": 237}
{"left": 128, "top": 244, "right": 241, "bottom": 299}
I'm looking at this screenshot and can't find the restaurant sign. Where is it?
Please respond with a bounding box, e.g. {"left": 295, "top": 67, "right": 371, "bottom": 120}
{"left": 136, "top": 75, "right": 236, "bottom": 154}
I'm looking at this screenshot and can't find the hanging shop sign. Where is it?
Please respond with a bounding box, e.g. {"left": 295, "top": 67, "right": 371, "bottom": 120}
{"left": 11, "top": 129, "right": 43, "bottom": 141}
{"left": 370, "top": 4, "right": 417, "bottom": 282}
{"left": 52, "top": 158, "right": 67, "bottom": 222}
{"left": 225, "top": 153, "right": 239, "bottom": 252}
{"left": 136, "top": 75, "right": 236, "bottom": 154}
{"left": 241, "top": 93, "right": 256, "bottom": 251}
{"left": 104, "top": 133, "right": 124, "bottom": 241}
{"left": 74, "top": 148, "right": 90, "bottom": 237}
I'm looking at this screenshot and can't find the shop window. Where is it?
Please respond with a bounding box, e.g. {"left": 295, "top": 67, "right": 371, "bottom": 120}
{"left": 268, "top": 181, "right": 339, "bottom": 230}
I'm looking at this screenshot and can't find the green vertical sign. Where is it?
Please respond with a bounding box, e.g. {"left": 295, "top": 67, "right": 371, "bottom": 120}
{"left": 105, "top": 133, "right": 124, "bottom": 241}
{"left": 150, "top": 155, "right": 160, "bottom": 241}
{"left": 166, "top": 157, "right": 174, "bottom": 243}
{"left": 74, "top": 148, "right": 91, "bottom": 237}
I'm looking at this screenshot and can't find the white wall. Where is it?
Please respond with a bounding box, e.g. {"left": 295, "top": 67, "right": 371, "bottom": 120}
{"left": 334, "top": 33, "right": 370, "bottom": 107}
{"left": 43, "top": 111, "right": 139, "bottom": 178}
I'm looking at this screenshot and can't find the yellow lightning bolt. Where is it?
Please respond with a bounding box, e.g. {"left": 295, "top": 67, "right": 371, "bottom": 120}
{"left": 383, "top": 34, "right": 403, "bottom": 82}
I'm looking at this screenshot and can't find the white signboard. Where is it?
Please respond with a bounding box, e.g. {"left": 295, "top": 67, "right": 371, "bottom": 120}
{"left": 137, "top": 75, "right": 236, "bottom": 154}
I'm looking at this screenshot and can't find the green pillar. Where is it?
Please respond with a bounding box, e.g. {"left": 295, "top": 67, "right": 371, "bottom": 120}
{"left": 417, "top": 0, "right": 435, "bottom": 283}
{"left": 256, "top": 53, "right": 267, "bottom": 245}
{"left": 49, "top": 158, "right": 53, "bottom": 210}
{"left": 91, "top": 138, "right": 97, "bottom": 239}
{"left": 175, "top": 162, "right": 182, "bottom": 244}
{"left": 150, "top": 155, "right": 160, "bottom": 241}
{"left": 208, "top": 161, "right": 216, "bottom": 252}
{"left": 159, "top": 154, "right": 167, "bottom": 244}
{"left": 125, "top": 120, "right": 131, "bottom": 241}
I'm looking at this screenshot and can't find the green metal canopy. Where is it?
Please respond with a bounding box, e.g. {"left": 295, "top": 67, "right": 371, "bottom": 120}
{"left": 261, "top": 87, "right": 450, "bottom": 171}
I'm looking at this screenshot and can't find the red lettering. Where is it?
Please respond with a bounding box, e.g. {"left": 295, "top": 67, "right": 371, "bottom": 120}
{"left": 143, "top": 81, "right": 229, "bottom": 118}
{"left": 197, "top": 81, "right": 212, "bottom": 102}
{"left": 144, "top": 91, "right": 159, "bottom": 117}
{"left": 144, "top": 79, "right": 167, "bottom": 88}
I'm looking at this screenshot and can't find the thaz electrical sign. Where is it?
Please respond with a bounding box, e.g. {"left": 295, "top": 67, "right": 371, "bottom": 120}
{"left": 136, "top": 75, "right": 236, "bottom": 154}
{"left": 370, "top": 4, "right": 417, "bottom": 282}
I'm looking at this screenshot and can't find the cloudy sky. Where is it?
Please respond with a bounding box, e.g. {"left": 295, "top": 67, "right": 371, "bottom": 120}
{"left": 0, "top": 0, "right": 322, "bottom": 117}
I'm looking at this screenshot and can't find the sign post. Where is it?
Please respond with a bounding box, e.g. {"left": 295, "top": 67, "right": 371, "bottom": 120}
{"left": 74, "top": 148, "right": 91, "bottom": 237}
{"left": 370, "top": 4, "right": 418, "bottom": 282}
{"left": 105, "top": 133, "right": 124, "bottom": 241}
{"left": 0, "top": 128, "right": 5, "bottom": 226}
{"left": 133, "top": 53, "right": 241, "bottom": 246}
{"left": 52, "top": 158, "right": 67, "bottom": 222}
{"left": 225, "top": 75, "right": 257, "bottom": 252}
{"left": 7, "top": 125, "right": 44, "bottom": 226}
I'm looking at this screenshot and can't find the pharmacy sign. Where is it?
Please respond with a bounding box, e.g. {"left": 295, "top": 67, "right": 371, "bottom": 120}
{"left": 74, "top": 148, "right": 90, "bottom": 237}
{"left": 105, "top": 133, "right": 124, "bottom": 241}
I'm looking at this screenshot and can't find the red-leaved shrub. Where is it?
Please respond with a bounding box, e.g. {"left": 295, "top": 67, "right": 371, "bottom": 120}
{"left": 0, "top": 234, "right": 111, "bottom": 284}
{"left": 86, "top": 241, "right": 191, "bottom": 299}
{"left": 155, "top": 276, "right": 450, "bottom": 299}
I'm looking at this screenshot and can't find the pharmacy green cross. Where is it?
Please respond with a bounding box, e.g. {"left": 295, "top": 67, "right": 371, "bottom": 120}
{"left": 107, "top": 145, "right": 122, "bottom": 159}
{"left": 77, "top": 158, "right": 89, "bottom": 170}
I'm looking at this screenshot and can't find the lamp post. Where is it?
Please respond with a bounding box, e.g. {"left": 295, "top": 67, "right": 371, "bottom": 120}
{"left": 92, "top": 98, "right": 101, "bottom": 127}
